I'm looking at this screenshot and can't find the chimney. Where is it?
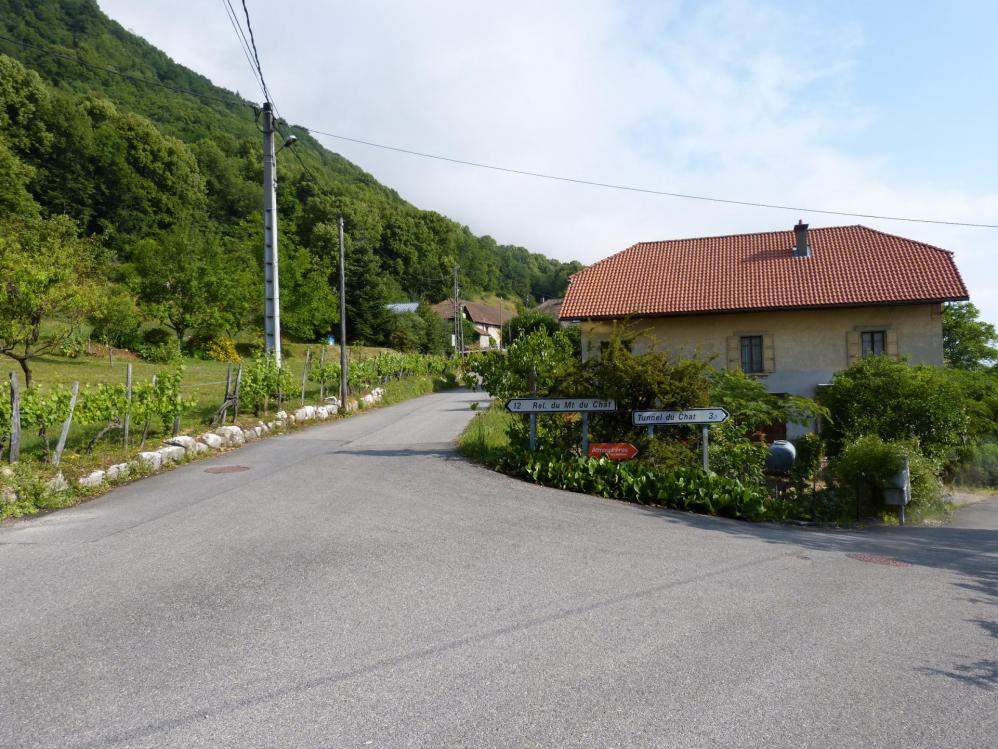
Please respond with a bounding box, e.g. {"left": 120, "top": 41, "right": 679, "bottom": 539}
{"left": 793, "top": 220, "right": 810, "bottom": 258}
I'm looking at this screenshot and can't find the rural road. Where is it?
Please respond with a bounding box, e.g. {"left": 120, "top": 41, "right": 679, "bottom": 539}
{"left": 1, "top": 389, "right": 995, "bottom": 748}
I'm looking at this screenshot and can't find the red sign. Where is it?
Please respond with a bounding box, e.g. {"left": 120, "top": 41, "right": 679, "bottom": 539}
{"left": 588, "top": 443, "right": 638, "bottom": 461}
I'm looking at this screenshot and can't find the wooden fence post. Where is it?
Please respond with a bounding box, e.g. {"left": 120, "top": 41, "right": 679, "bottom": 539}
{"left": 141, "top": 375, "right": 156, "bottom": 448}
{"left": 9, "top": 372, "right": 21, "bottom": 462}
{"left": 123, "top": 363, "right": 132, "bottom": 449}
{"left": 222, "top": 364, "right": 233, "bottom": 423}
{"left": 53, "top": 381, "right": 80, "bottom": 466}
{"left": 232, "top": 364, "right": 243, "bottom": 423}
{"left": 318, "top": 347, "right": 327, "bottom": 401}
{"left": 300, "top": 348, "right": 311, "bottom": 406}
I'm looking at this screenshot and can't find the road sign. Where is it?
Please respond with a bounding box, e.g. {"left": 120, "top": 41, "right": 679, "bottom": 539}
{"left": 588, "top": 443, "right": 638, "bottom": 461}
{"left": 506, "top": 398, "right": 616, "bottom": 413}
{"left": 631, "top": 407, "right": 730, "bottom": 426}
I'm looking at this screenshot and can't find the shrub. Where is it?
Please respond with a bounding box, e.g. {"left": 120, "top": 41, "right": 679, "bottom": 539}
{"left": 818, "top": 356, "right": 966, "bottom": 460}
{"left": 790, "top": 432, "right": 825, "bottom": 491}
{"left": 831, "top": 435, "right": 943, "bottom": 514}
{"left": 134, "top": 328, "right": 180, "bottom": 363}
{"left": 89, "top": 287, "right": 143, "bottom": 349}
{"left": 241, "top": 354, "right": 295, "bottom": 414}
{"left": 950, "top": 441, "right": 998, "bottom": 487}
{"left": 497, "top": 449, "right": 770, "bottom": 520}
{"left": 185, "top": 330, "right": 239, "bottom": 362}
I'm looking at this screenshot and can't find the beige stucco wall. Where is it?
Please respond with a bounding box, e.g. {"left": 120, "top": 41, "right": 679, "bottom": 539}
{"left": 580, "top": 303, "right": 944, "bottom": 401}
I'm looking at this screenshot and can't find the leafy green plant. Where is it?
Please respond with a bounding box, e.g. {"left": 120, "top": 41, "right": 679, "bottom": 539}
{"left": 831, "top": 435, "right": 943, "bottom": 515}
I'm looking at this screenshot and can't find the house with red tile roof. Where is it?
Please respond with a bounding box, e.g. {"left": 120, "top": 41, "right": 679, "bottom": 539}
{"left": 560, "top": 223, "right": 968, "bottom": 436}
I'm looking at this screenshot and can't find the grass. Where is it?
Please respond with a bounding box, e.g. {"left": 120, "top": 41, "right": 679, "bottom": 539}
{"left": 456, "top": 404, "right": 512, "bottom": 464}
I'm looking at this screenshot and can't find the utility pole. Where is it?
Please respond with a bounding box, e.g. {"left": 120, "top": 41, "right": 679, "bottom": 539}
{"left": 261, "top": 102, "right": 281, "bottom": 365}
{"left": 338, "top": 216, "right": 348, "bottom": 406}
{"left": 452, "top": 264, "right": 460, "bottom": 355}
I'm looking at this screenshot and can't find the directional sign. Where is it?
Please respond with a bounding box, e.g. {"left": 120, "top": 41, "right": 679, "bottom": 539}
{"left": 506, "top": 397, "right": 616, "bottom": 413}
{"left": 631, "top": 407, "right": 729, "bottom": 426}
{"left": 589, "top": 442, "right": 639, "bottom": 461}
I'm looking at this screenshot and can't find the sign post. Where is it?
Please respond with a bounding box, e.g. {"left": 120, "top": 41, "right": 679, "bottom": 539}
{"left": 632, "top": 407, "right": 730, "bottom": 471}
{"left": 506, "top": 398, "right": 617, "bottom": 453}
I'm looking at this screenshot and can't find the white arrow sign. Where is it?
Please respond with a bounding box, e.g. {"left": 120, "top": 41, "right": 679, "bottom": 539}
{"left": 631, "top": 407, "right": 730, "bottom": 425}
{"left": 506, "top": 398, "right": 616, "bottom": 413}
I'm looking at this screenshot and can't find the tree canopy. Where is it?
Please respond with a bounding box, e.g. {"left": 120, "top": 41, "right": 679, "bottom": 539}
{"left": 0, "top": 2, "right": 584, "bottom": 347}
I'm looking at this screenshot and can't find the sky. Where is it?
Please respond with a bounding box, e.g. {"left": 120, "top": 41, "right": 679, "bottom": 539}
{"left": 97, "top": 0, "right": 998, "bottom": 321}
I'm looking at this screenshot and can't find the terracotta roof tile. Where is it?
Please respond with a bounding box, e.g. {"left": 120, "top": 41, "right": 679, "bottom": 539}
{"left": 560, "top": 225, "right": 968, "bottom": 320}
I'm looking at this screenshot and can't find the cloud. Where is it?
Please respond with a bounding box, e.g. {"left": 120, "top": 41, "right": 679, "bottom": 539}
{"left": 99, "top": 0, "right": 998, "bottom": 318}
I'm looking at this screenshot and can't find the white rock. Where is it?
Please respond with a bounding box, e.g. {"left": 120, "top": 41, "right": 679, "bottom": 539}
{"left": 266, "top": 421, "right": 278, "bottom": 431}
{"left": 243, "top": 427, "right": 258, "bottom": 442}
{"left": 78, "top": 470, "right": 106, "bottom": 488}
{"left": 106, "top": 463, "right": 131, "bottom": 481}
{"left": 316, "top": 406, "right": 329, "bottom": 420}
{"left": 157, "top": 445, "right": 186, "bottom": 464}
{"left": 372, "top": 387, "right": 385, "bottom": 399}
{"left": 346, "top": 399, "right": 359, "bottom": 412}
{"left": 258, "top": 421, "right": 270, "bottom": 433}
{"left": 362, "top": 393, "right": 376, "bottom": 405}
{"left": 294, "top": 405, "right": 315, "bottom": 422}
{"left": 165, "top": 435, "right": 197, "bottom": 452}
{"left": 46, "top": 473, "right": 69, "bottom": 492}
{"left": 192, "top": 441, "right": 209, "bottom": 454}
{"left": 275, "top": 410, "right": 289, "bottom": 421}
{"left": 137, "top": 451, "right": 162, "bottom": 471}
{"left": 324, "top": 396, "right": 340, "bottom": 408}
{"left": 1, "top": 466, "right": 14, "bottom": 478}
{"left": 2, "top": 487, "right": 18, "bottom": 503}
{"left": 198, "top": 433, "right": 224, "bottom": 450}
{"left": 214, "top": 426, "right": 245, "bottom": 447}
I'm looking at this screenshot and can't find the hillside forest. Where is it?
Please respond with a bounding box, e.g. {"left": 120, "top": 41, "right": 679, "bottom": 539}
{"left": 0, "top": 0, "right": 582, "bottom": 372}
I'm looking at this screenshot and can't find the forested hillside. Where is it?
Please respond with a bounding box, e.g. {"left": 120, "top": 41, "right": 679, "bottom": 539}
{"left": 0, "top": 0, "right": 582, "bottom": 348}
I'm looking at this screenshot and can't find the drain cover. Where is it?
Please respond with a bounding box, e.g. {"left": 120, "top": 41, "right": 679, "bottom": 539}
{"left": 846, "top": 552, "right": 911, "bottom": 567}
{"left": 204, "top": 465, "right": 250, "bottom": 474}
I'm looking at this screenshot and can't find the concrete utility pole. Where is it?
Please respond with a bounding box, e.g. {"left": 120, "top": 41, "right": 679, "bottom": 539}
{"left": 452, "top": 265, "right": 460, "bottom": 354}
{"left": 261, "top": 102, "right": 281, "bottom": 365}
{"left": 338, "top": 216, "right": 348, "bottom": 406}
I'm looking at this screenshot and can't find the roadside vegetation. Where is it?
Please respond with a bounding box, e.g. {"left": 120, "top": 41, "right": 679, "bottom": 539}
{"left": 459, "top": 314, "right": 998, "bottom": 526}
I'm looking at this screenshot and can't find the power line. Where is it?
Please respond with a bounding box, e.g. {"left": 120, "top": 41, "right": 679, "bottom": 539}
{"left": 0, "top": 33, "right": 251, "bottom": 108}
{"left": 220, "top": 0, "right": 266, "bottom": 99}
{"left": 239, "top": 0, "right": 274, "bottom": 106}
{"left": 306, "top": 127, "right": 998, "bottom": 230}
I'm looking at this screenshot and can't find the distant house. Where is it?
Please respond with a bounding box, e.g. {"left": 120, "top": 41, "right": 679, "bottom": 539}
{"left": 560, "top": 223, "right": 968, "bottom": 437}
{"left": 534, "top": 297, "right": 564, "bottom": 320}
{"left": 432, "top": 299, "right": 517, "bottom": 349}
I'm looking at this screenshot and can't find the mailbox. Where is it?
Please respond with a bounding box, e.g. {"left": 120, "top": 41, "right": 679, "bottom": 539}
{"left": 883, "top": 457, "right": 911, "bottom": 506}
{"left": 766, "top": 440, "right": 796, "bottom": 474}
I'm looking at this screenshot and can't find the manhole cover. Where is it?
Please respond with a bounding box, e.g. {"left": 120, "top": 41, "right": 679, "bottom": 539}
{"left": 204, "top": 465, "right": 250, "bottom": 474}
{"left": 846, "top": 552, "right": 911, "bottom": 567}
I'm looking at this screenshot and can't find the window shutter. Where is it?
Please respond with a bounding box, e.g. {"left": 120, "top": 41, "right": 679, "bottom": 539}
{"left": 847, "top": 331, "right": 860, "bottom": 366}
{"left": 886, "top": 329, "right": 899, "bottom": 360}
{"left": 726, "top": 336, "right": 740, "bottom": 371}
{"left": 763, "top": 334, "right": 775, "bottom": 373}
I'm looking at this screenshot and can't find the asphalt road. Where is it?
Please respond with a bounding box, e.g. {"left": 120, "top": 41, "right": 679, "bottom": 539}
{"left": 1, "top": 389, "right": 995, "bottom": 748}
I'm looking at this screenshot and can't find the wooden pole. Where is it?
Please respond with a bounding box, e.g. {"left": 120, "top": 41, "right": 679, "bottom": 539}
{"left": 318, "top": 347, "right": 327, "bottom": 401}
{"left": 123, "top": 363, "right": 132, "bottom": 449}
{"left": 232, "top": 364, "right": 243, "bottom": 423}
{"left": 222, "top": 364, "right": 233, "bottom": 423}
{"left": 8, "top": 372, "right": 21, "bottom": 462}
{"left": 141, "top": 375, "right": 156, "bottom": 448}
{"left": 53, "top": 381, "right": 79, "bottom": 466}
{"left": 300, "top": 348, "right": 311, "bottom": 406}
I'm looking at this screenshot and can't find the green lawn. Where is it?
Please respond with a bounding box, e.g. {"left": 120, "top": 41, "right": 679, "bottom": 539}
{"left": 456, "top": 403, "right": 512, "bottom": 464}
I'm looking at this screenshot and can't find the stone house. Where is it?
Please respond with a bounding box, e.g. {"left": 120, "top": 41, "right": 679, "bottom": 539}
{"left": 559, "top": 223, "right": 969, "bottom": 437}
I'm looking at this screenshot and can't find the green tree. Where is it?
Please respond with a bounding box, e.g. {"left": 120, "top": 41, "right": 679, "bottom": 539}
{"left": 131, "top": 223, "right": 252, "bottom": 342}
{"left": 0, "top": 215, "right": 103, "bottom": 386}
{"left": 943, "top": 302, "right": 997, "bottom": 370}
{"left": 818, "top": 355, "right": 967, "bottom": 460}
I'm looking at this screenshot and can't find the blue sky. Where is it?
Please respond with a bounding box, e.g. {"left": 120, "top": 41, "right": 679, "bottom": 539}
{"left": 812, "top": 0, "right": 998, "bottom": 192}
{"left": 99, "top": 0, "right": 998, "bottom": 321}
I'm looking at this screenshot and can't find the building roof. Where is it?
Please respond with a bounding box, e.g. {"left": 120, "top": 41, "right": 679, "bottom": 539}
{"left": 560, "top": 225, "right": 968, "bottom": 320}
{"left": 385, "top": 302, "right": 420, "bottom": 314}
{"left": 534, "top": 298, "right": 564, "bottom": 318}
{"left": 431, "top": 299, "right": 517, "bottom": 327}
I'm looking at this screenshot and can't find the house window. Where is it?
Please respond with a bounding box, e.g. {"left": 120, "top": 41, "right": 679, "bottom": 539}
{"left": 861, "top": 330, "right": 886, "bottom": 356}
{"left": 740, "top": 336, "right": 764, "bottom": 373}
